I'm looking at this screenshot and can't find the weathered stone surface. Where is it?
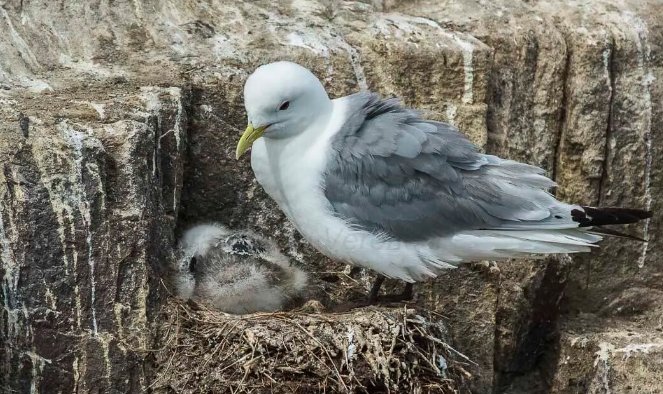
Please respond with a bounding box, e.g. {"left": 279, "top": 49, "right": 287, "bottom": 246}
{"left": 397, "top": 1, "right": 662, "bottom": 391}
{"left": 1, "top": 87, "right": 186, "bottom": 392}
{"left": 552, "top": 315, "right": 663, "bottom": 393}
{"left": 0, "top": 0, "right": 661, "bottom": 392}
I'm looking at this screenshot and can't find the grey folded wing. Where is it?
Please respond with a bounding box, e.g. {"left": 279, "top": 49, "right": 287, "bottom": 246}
{"left": 322, "top": 92, "right": 568, "bottom": 242}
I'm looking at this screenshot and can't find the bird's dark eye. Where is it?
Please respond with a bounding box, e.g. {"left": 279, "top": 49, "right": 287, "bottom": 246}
{"left": 279, "top": 101, "right": 290, "bottom": 111}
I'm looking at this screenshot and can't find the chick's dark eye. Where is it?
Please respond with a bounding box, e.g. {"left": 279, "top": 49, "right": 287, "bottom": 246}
{"left": 279, "top": 101, "right": 290, "bottom": 111}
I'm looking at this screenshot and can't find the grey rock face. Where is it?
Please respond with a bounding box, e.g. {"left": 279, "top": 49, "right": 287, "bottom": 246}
{"left": 1, "top": 87, "right": 186, "bottom": 392}
{"left": 0, "top": 0, "right": 661, "bottom": 392}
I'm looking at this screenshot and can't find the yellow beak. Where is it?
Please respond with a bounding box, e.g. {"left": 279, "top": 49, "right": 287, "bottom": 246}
{"left": 235, "top": 123, "right": 267, "bottom": 159}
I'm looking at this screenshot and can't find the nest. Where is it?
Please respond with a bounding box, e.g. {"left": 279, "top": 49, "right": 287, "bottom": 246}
{"left": 151, "top": 300, "right": 476, "bottom": 393}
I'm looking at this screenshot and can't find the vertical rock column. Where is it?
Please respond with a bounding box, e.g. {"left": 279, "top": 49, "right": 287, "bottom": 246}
{"left": 0, "top": 87, "right": 187, "bottom": 392}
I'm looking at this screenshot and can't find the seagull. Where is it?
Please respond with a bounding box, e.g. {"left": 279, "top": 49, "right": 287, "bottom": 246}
{"left": 236, "top": 61, "right": 651, "bottom": 302}
{"left": 172, "top": 223, "right": 308, "bottom": 314}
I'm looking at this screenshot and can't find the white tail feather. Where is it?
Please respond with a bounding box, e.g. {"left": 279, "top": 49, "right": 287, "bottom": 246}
{"left": 446, "top": 228, "right": 602, "bottom": 262}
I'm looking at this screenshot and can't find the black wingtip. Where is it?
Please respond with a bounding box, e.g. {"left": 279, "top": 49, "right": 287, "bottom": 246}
{"left": 572, "top": 206, "right": 652, "bottom": 227}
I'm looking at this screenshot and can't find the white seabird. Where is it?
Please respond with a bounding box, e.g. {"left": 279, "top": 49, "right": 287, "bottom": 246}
{"left": 172, "top": 223, "right": 308, "bottom": 314}
{"left": 235, "top": 61, "right": 651, "bottom": 300}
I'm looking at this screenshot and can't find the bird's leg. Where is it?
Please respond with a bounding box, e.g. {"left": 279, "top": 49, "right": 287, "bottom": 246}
{"left": 368, "top": 276, "right": 415, "bottom": 303}
{"left": 332, "top": 276, "right": 413, "bottom": 312}
{"left": 379, "top": 282, "right": 415, "bottom": 303}
{"left": 330, "top": 274, "right": 384, "bottom": 312}
{"left": 368, "top": 275, "right": 386, "bottom": 303}
{"left": 401, "top": 283, "right": 414, "bottom": 301}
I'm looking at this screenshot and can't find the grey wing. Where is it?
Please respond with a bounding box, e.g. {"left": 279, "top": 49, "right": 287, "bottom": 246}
{"left": 323, "top": 93, "right": 572, "bottom": 242}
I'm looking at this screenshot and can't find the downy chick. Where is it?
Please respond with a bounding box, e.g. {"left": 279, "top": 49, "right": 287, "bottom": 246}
{"left": 172, "top": 223, "right": 308, "bottom": 314}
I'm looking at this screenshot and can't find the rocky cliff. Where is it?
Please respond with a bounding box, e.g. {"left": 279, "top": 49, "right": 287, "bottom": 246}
{"left": 0, "top": 1, "right": 661, "bottom": 393}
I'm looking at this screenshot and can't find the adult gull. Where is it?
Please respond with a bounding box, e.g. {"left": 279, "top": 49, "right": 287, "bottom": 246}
{"left": 235, "top": 61, "right": 651, "bottom": 301}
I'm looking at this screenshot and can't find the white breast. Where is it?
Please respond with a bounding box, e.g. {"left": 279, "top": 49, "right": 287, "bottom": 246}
{"left": 249, "top": 99, "right": 456, "bottom": 283}
{"left": 250, "top": 99, "right": 345, "bottom": 232}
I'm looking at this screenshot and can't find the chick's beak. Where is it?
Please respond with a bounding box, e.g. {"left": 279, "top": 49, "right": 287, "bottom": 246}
{"left": 235, "top": 123, "right": 268, "bottom": 159}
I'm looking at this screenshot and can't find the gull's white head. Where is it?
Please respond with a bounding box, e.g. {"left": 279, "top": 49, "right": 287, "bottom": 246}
{"left": 236, "top": 61, "right": 332, "bottom": 158}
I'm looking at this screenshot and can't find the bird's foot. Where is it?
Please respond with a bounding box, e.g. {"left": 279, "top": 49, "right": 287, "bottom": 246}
{"left": 375, "top": 283, "right": 414, "bottom": 303}
{"left": 331, "top": 276, "right": 414, "bottom": 312}
{"left": 474, "top": 260, "right": 501, "bottom": 276}
{"left": 330, "top": 287, "right": 415, "bottom": 312}
{"left": 367, "top": 275, "right": 386, "bottom": 303}
{"left": 367, "top": 275, "right": 414, "bottom": 304}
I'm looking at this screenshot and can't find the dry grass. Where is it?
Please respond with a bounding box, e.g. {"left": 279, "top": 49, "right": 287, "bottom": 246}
{"left": 151, "top": 300, "right": 475, "bottom": 393}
